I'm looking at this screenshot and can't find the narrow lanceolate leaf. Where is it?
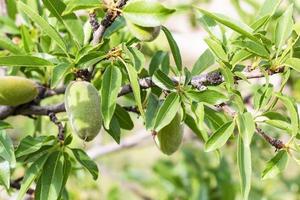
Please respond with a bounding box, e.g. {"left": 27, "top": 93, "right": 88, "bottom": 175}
{"left": 262, "top": 150, "right": 288, "bottom": 180}
{"left": 0, "top": 159, "right": 10, "bottom": 189}
{"left": 233, "top": 40, "right": 269, "bottom": 58}
{"left": 0, "top": 121, "right": 12, "bottom": 130}
{"left": 51, "top": 63, "right": 71, "bottom": 88}
{"left": 205, "top": 121, "right": 235, "bottom": 152}
{"left": 101, "top": 65, "right": 122, "bottom": 129}
{"left": 35, "top": 152, "right": 64, "bottom": 200}
{"left": 204, "top": 38, "right": 228, "bottom": 62}
{"left": 285, "top": 57, "right": 300, "bottom": 72}
{"left": 17, "top": 155, "right": 49, "bottom": 200}
{"left": 114, "top": 105, "right": 134, "bottom": 130}
{"left": 0, "top": 37, "right": 24, "bottom": 55}
{"left": 236, "top": 112, "right": 255, "bottom": 145}
{"left": 120, "top": 48, "right": 145, "bottom": 117}
{"left": 196, "top": 8, "right": 257, "bottom": 42}
{"left": 17, "top": 1, "right": 67, "bottom": 53}
{"left": 63, "top": 0, "right": 101, "bottom": 15}
{"left": 123, "top": 0, "right": 175, "bottom": 27}
{"left": 145, "top": 94, "right": 160, "bottom": 130}
{"left": 72, "top": 149, "right": 98, "bottom": 180}
{"left": 42, "top": 0, "right": 84, "bottom": 45}
{"left": 186, "top": 89, "right": 228, "bottom": 105}
{"left": 152, "top": 69, "right": 175, "bottom": 90}
{"left": 275, "top": 5, "right": 294, "bottom": 54}
{"left": 236, "top": 112, "right": 254, "bottom": 200}
{"left": 257, "top": 0, "right": 282, "bottom": 18}
{"left": 162, "top": 26, "right": 182, "bottom": 72}
{"left": 20, "top": 25, "right": 34, "bottom": 53}
{"left": 0, "top": 56, "right": 53, "bottom": 67}
{"left": 0, "top": 130, "right": 16, "bottom": 168}
{"left": 191, "top": 49, "right": 215, "bottom": 76}
{"left": 154, "top": 92, "right": 181, "bottom": 132}
{"left": 275, "top": 94, "right": 299, "bottom": 136}
{"left": 237, "top": 136, "right": 251, "bottom": 200}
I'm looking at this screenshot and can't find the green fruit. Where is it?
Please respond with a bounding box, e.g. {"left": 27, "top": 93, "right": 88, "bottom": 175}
{"left": 65, "top": 81, "right": 102, "bottom": 141}
{"left": 127, "top": 21, "right": 161, "bottom": 42}
{"left": 0, "top": 76, "right": 38, "bottom": 106}
{"left": 155, "top": 113, "right": 183, "bottom": 155}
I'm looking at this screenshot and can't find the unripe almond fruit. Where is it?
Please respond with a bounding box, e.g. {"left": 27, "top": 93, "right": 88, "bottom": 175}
{"left": 154, "top": 113, "right": 184, "bottom": 155}
{"left": 65, "top": 81, "right": 102, "bottom": 142}
{"left": 0, "top": 76, "right": 38, "bottom": 106}
{"left": 127, "top": 21, "right": 161, "bottom": 42}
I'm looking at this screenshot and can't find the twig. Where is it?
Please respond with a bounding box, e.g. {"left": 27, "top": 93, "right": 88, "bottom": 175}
{"left": 91, "top": 0, "right": 129, "bottom": 45}
{"left": 48, "top": 112, "right": 65, "bottom": 141}
{"left": 255, "top": 125, "right": 285, "bottom": 150}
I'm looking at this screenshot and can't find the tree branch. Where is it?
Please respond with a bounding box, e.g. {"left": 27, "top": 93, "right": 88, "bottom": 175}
{"left": 0, "top": 68, "right": 283, "bottom": 120}
{"left": 91, "top": 0, "right": 129, "bottom": 45}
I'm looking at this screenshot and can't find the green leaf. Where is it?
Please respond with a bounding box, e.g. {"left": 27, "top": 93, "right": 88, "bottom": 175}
{"left": 0, "top": 121, "right": 12, "bottom": 130}
{"left": 220, "top": 66, "right": 234, "bottom": 89}
{"left": 0, "top": 130, "right": 15, "bottom": 168}
{"left": 35, "top": 151, "right": 64, "bottom": 200}
{"left": 101, "top": 65, "right": 122, "bottom": 129}
{"left": 231, "top": 49, "right": 252, "bottom": 66}
{"left": 205, "top": 121, "right": 235, "bottom": 152}
{"left": 184, "top": 114, "right": 207, "bottom": 141}
{"left": 121, "top": 46, "right": 145, "bottom": 117}
{"left": 186, "top": 89, "right": 228, "bottom": 105}
{"left": 0, "top": 158, "right": 10, "bottom": 189}
{"left": 63, "top": 0, "right": 101, "bottom": 15}
{"left": 275, "top": 94, "right": 299, "bottom": 136}
{"left": 17, "top": 154, "right": 49, "bottom": 200}
{"left": 154, "top": 92, "right": 181, "bottom": 132}
{"left": 149, "top": 51, "right": 168, "bottom": 76}
{"left": 59, "top": 153, "right": 72, "bottom": 199}
{"left": 17, "top": 1, "right": 67, "bottom": 53}
{"left": 0, "top": 37, "right": 24, "bottom": 55}
{"left": 145, "top": 93, "right": 160, "bottom": 130}
{"left": 162, "top": 26, "right": 182, "bottom": 72}
{"left": 15, "top": 136, "right": 55, "bottom": 158}
{"left": 285, "top": 57, "right": 300, "bottom": 72}
{"left": 0, "top": 56, "right": 53, "bottom": 67}
{"left": 42, "top": 0, "right": 84, "bottom": 45}
{"left": 275, "top": 5, "right": 294, "bottom": 53}
{"left": 191, "top": 49, "right": 215, "bottom": 76}
{"left": 257, "top": 0, "right": 282, "bottom": 18}
{"left": 196, "top": 8, "right": 257, "bottom": 42}
{"left": 233, "top": 40, "right": 269, "bottom": 58}
{"left": 72, "top": 148, "right": 98, "bottom": 180}
{"left": 262, "top": 150, "right": 288, "bottom": 180}
{"left": 114, "top": 105, "right": 134, "bottom": 130}
{"left": 204, "top": 38, "right": 228, "bottom": 62}
{"left": 152, "top": 69, "right": 175, "bottom": 90}
{"left": 20, "top": 25, "right": 34, "bottom": 53}
{"left": 128, "top": 47, "right": 145, "bottom": 73}
{"left": 51, "top": 63, "right": 71, "bottom": 88}
{"left": 237, "top": 136, "right": 252, "bottom": 200}
{"left": 105, "top": 116, "right": 121, "bottom": 144}
{"left": 123, "top": 0, "right": 175, "bottom": 27}
{"left": 236, "top": 112, "right": 255, "bottom": 145}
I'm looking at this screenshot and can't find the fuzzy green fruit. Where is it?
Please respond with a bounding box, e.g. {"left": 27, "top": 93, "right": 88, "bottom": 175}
{"left": 0, "top": 76, "right": 38, "bottom": 106}
{"left": 127, "top": 21, "right": 161, "bottom": 42}
{"left": 155, "top": 113, "right": 183, "bottom": 155}
{"left": 65, "top": 81, "right": 102, "bottom": 141}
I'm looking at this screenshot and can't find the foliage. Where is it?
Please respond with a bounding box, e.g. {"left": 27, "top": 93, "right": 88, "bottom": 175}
{"left": 0, "top": 0, "right": 299, "bottom": 199}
